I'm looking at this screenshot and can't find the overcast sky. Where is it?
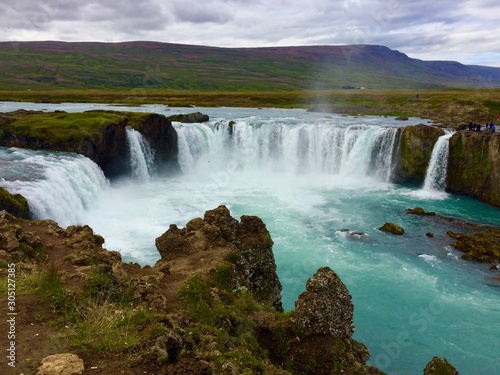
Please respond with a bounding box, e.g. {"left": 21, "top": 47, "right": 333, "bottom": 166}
{"left": 1, "top": 0, "right": 499, "bottom": 67}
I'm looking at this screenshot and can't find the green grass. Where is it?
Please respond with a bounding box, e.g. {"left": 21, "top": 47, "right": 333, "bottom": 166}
{"left": 1, "top": 88, "right": 500, "bottom": 125}
{"left": 0, "top": 110, "right": 152, "bottom": 144}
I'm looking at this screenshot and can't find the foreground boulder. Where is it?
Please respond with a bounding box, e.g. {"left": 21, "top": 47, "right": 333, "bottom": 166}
{"left": 37, "top": 353, "right": 84, "bottom": 375}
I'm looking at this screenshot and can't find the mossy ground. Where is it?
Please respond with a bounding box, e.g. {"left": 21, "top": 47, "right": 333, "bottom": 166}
{"left": 0, "top": 110, "right": 152, "bottom": 144}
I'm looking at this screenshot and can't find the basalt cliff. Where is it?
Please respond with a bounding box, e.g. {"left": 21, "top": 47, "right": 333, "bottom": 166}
{"left": 447, "top": 130, "right": 500, "bottom": 207}
{"left": 0, "top": 110, "right": 181, "bottom": 177}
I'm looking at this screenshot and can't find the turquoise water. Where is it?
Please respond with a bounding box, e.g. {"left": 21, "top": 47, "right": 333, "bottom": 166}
{"left": 0, "top": 103, "right": 499, "bottom": 374}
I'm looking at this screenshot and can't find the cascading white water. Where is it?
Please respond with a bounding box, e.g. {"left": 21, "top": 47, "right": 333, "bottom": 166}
{"left": 423, "top": 131, "right": 455, "bottom": 191}
{"left": 125, "top": 126, "right": 156, "bottom": 180}
{"left": 0, "top": 147, "right": 109, "bottom": 227}
{"left": 174, "top": 121, "right": 400, "bottom": 181}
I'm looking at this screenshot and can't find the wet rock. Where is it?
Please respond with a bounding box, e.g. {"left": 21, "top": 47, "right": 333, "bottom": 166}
{"left": 423, "top": 357, "right": 459, "bottom": 375}
{"left": 406, "top": 207, "right": 436, "bottom": 216}
{"left": 379, "top": 222, "right": 404, "bottom": 235}
{"left": 446, "top": 229, "right": 500, "bottom": 264}
{"left": 37, "top": 353, "right": 84, "bottom": 375}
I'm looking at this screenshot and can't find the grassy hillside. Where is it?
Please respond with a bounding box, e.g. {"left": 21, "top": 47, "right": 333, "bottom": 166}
{"left": 1, "top": 41, "right": 500, "bottom": 91}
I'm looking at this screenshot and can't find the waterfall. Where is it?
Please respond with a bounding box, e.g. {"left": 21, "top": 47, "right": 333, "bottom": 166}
{"left": 174, "top": 121, "right": 400, "bottom": 181}
{"left": 0, "top": 147, "right": 109, "bottom": 227}
{"left": 125, "top": 127, "right": 155, "bottom": 180}
{"left": 423, "top": 131, "right": 455, "bottom": 191}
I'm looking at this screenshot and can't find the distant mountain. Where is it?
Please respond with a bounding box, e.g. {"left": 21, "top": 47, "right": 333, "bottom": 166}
{"left": 1, "top": 41, "right": 500, "bottom": 91}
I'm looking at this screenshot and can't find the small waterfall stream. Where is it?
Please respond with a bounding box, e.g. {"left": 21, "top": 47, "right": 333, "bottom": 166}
{"left": 125, "top": 127, "right": 156, "bottom": 180}
{"left": 423, "top": 131, "right": 455, "bottom": 191}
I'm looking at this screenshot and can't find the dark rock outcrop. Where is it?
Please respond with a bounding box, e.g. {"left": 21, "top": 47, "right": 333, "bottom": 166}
{"left": 167, "top": 112, "right": 209, "bottom": 123}
{"left": 394, "top": 124, "right": 444, "bottom": 183}
{"left": 447, "top": 131, "right": 500, "bottom": 207}
{"left": 0, "top": 187, "right": 30, "bottom": 219}
{"left": 423, "top": 357, "right": 459, "bottom": 375}
{"left": 379, "top": 222, "right": 404, "bottom": 235}
{"left": 155, "top": 205, "right": 283, "bottom": 311}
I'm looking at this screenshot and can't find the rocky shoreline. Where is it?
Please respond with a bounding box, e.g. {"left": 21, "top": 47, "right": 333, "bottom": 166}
{"left": 0, "top": 206, "right": 462, "bottom": 374}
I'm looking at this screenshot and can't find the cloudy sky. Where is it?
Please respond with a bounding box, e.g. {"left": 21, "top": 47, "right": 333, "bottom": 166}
{"left": 1, "top": 0, "right": 499, "bottom": 67}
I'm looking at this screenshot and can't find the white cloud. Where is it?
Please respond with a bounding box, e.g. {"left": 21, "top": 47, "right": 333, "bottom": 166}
{"left": 0, "top": 0, "right": 499, "bottom": 66}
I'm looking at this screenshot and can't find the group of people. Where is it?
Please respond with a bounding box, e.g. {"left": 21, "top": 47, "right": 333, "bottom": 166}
{"left": 467, "top": 121, "right": 496, "bottom": 133}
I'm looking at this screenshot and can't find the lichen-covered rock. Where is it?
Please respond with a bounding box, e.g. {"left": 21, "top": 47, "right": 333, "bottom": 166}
{"left": 379, "top": 222, "right": 404, "bottom": 235}
{"left": 0, "top": 187, "right": 30, "bottom": 219}
{"left": 37, "top": 353, "right": 84, "bottom": 375}
{"left": 292, "top": 267, "right": 354, "bottom": 338}
{"left": 447, "top": 131, "right": 500, "bottom": 207}
{"left": 284, "top": 267, "right": 384, "bottom": 375}
{"left": 423, "top": 357, "right": 459, "bottom": 375}
{"left": 394, "top": 124, "right": 444, "bottom": 183}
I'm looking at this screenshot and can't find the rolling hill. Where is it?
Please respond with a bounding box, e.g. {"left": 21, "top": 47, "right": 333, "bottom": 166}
{"left": 1, "top": 41, "right": 500, "bottom": 91}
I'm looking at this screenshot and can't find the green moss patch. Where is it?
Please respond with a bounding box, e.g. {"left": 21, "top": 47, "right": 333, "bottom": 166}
{"left": 0, "top": 110, "right": 151, "bottom": 144}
